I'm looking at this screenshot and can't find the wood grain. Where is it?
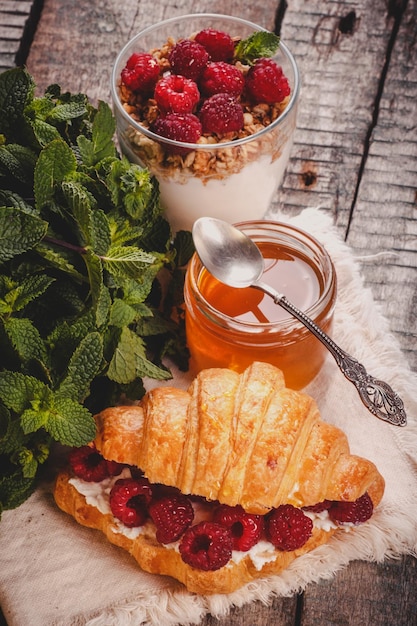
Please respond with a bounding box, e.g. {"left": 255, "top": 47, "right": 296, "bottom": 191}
{"left": 274, "top": 0, "right": 417, "bottom": 371}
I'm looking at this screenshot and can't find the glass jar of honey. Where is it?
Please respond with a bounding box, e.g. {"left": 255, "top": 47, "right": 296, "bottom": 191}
{"left": 184, "top": 221, "right": 337, "bottom": 389}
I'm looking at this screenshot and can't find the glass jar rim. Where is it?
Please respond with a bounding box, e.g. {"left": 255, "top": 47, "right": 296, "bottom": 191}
{"left": 111, "top": 13, "right": 300, "bottom": 152}
{"left": 187, "top": 220, "right": 337, "bottom": 334}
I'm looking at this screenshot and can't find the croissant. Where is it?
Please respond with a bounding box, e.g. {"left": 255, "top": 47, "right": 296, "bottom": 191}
{"left": 54, "top": 362, "right": 385, "bottom": 594}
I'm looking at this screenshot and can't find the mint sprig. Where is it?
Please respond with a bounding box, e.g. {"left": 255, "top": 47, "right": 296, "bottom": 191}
{"left": 0, "top": 68, "right": 193, "bottom": 516}
{"left": 234, "top": 31, "right": 281, "bottom": 65}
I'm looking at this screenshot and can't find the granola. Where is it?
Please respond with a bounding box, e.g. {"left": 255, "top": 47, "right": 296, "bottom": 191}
{"left": 117, "top": 36, "right": 292, "bottom": 183}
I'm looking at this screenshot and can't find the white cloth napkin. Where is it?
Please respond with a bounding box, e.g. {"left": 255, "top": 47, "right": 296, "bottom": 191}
{"left": 1, "top": 208, "right": 416, "bottom": 626}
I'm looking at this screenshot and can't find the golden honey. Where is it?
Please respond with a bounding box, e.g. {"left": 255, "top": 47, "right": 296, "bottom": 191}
{"left": 184, "top": 221, "right": 337, "bottom": 389}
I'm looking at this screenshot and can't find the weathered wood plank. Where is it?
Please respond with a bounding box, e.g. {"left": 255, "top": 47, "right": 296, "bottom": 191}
{"left": 25, "top": 0, "right": 280, "bottom": 99}
{"left": 342, "top": 0, "right": 417, "bottom": 371}
{"left": 202, "top": 595, "right": 297, "bottom": 625}
{"left": 275, "top": 0, "right": 417, "bottom": 372}
{"left": 0, "top": 2, "right": 415, "bottom": 625}
{"left": 0, "top": 0, "right": 39, "bottom": 71}
{"left": 301, "top": 556, "right": 417, "bottom": 626}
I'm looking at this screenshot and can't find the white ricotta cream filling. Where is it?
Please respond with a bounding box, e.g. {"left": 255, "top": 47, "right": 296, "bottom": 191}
{"left": 69, "top": 474, "right": 339, "bottom": 570}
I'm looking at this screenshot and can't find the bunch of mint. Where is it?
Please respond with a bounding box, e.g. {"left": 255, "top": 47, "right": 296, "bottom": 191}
{"left": 0, "top": 68, "right": 193, "bottom": 516}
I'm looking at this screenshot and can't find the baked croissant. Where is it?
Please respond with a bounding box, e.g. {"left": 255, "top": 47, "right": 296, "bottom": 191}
{"left": 54, "top": 361, "right": 385, "bottom": 595}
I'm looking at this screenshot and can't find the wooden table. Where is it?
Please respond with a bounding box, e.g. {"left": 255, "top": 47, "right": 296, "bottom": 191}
{"left": 1, "top": 0, "right": 416, "bottom": 624}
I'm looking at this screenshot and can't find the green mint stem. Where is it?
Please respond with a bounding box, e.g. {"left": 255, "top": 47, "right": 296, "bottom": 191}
{"left": 44, "top": 235, "right": 86, "bottom": 255}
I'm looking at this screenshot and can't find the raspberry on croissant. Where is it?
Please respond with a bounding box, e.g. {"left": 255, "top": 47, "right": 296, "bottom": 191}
{"left": 54, "top": 361, "right": 385, "bottom": 595}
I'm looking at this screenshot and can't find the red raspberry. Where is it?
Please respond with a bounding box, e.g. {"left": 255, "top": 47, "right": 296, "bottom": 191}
{"left": 154, "top": 74, "right": 200, "bottom": 114}
{"left": 245, "top": 58, "right": 291, "bottom": 104}
{"left": 179, "top": 521, "right": 233, "bottom": 571}
{"left": 194, "top": 28, "right": 235, "bottom": 62}
{"left": 121, "top": 53, "right": 160, "bottom": 96}
{"left": 151, "top": 113, "right": 202, "bottom": 155}
{"left": 328, "top": 493, "right": 374, "bottom": 525}
{"left": 168, "top": 39, "right": 209, "bottom": 81}
{"left": 149, "top": 494, "right": 194, "bottom": 544}
{"left": 69, "top": 446, "right": 123, "bottom": 482}
{"left": 199, "top": 93, "right": 244, "bottom": 135}
{"left": 151, "top": 483, "right": 182, "bottom": 500}
{"left": 302, "top": 500, "right": 332, "bottom": 513}
{"left": 199, "top": 62, "right": 245, "bottom": 98}
{"left": 109, "top": 477, "right": 153, "bottom": 527}
{"left": 266, "top": 504, "right": 313, "bottom": 551}
{"left": 213, "top": 504, "right": 264, "bottom": 552}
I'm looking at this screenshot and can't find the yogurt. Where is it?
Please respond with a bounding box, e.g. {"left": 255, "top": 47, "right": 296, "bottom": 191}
{"left": 118, "top": 127, "right": 294, "bottom": 232}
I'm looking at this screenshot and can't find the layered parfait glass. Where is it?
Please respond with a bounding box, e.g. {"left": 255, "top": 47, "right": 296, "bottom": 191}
{"left": 111, "top": 14, "right": 300, "bottom": 232}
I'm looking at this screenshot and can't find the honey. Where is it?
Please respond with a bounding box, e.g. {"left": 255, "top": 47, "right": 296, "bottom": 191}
{"left": 184, "top": 221, "right": 337, "bottom": 389}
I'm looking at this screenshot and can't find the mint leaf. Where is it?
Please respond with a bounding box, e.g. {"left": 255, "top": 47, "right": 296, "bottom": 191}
{"left": 47, "top": 101, "right": 88, "bottom": 123}
{"left": 0, "top": 190, "right": 37, "bottom": 214}
{"left": 0, "top": 68, "right": 189, "bottom": 514}
{"left": 109, "top": 298, "right": 138, "bottom": 327}
{"left": 77, "top": 100, "right": 116, "bottom": 166}
{"left": 82, "top": 249, "right": 104, "bottom": 311}
{"left": 30, "top": 118, "right": 61, "bottom": 147}
{"left": 0, "top": 371, "right": 51, "bottom": 414}
{"left": 4, "top": 318, "right": 47, "bottom": 362}
{"left": 0, "top": 67, "right": 34, "bottom": 139}
{"left": 20, "top": 407, "right": 48, "bottom": 434}
{"left": 45, "top": 397, "right": 96, "bottom": 446}
{"left": 34, "top": 138, "right": 77, "bottom": 209}
{"left": 58, "top": 332, "right": 103, "bottom": 401}
{"left": 17, "top": 447, "right": 39, "bottom": 478}
{"left": 135, "top": 355, "right": 172, "bottom": 381}
{"left": 173, "top": 229, "right": 195, "bottom": 267}
{"left": 34, "top": 243, "right": 86, "bottom": 282}
{"left": 108, "top": 159, "right": 153, "bottom": 220}
{"left": 107, "top": 326, "right": 145, "bottom": 384}
{"left": 0, "top": 207, "right": 48, "bottom": 263}
{"left": 122, "top": 277, "right": 155, "bottom": 306}
{"left": 1, "top": 274, "right": 54, "bottom": 314}
{"left": 0, "top": 472, "right": 36, "bottom": 510}
{"left": 61, "top": 180, "right": 96, "bottom": 244}
{"left": 234, "top": 31, "right": 280, "bottom": 64}
{"left": 95, "top": 283, "right": 111, "bottom": 329}
{"left": 103, "top": 245, "right": 165, "bottom": 280}
{"left": 0, "top": 143, "right": 37, "bottom": 184}
{"left": 90, "top": 209, "right": 111, "bottom": 255}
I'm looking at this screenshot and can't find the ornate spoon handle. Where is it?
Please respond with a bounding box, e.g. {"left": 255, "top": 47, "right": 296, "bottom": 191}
{"left": 255, "top": 282, "right": 407, "bottom": 427}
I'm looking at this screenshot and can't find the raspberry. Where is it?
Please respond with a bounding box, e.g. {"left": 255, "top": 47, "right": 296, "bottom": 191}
{"left": 213, "top": 504, "right": 264, "bottom": 552}
{"left": 245, "top": 58, "right": 291, "bottom": 104}
{"left": 149, "top": 494, "right": 194, "bottom": 544}
{"left": 109, "top": 477, "right": 153, "bottom": 527}
{"left": 199, "top": 62, "right": 245, "bottom": 98}
{"left": 179, "top": 521, "right": 233, "bottom": 571}
{"left": 154, "top": 74, "right": 200, "bottom": 114}
{"left": 302, "top": 500, "right": 332, "bottom": 513}
{"left": 328, "top": 493, "right": 374, "bottom": 525}
{"left": 169, "top": 39, "right": 209, "bottom": 81}
{"left": 69, "top": 446, "right": 123, "bottom": 482}
{"left": 199, "top": 93, "right": 244, "bottom": 135}
{"left": 266, "top": 504, "right": 313, "bottom": 551}
{"left": 194, "top": 28, "right": 235, "bottom": 62}
{"left": 151, "top": 113, "right": 202, "bottom": 155}
{"left": 121, "top": 53, "right": 160, "bottom": 95}
{"left": 151, "top": 483, "right": 182, "bottom": 500}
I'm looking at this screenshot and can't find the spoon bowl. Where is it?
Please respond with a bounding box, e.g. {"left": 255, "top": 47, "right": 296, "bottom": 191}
{"left": 192, "top": 217, "right": 406, "bottom": 427}
{"left": 192, "top": 218, "right": 263, "bottom": 288}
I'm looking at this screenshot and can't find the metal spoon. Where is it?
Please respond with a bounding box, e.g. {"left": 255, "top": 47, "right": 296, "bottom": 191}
{"left": 192, "top": 217, "right": 407, "bottom": 427}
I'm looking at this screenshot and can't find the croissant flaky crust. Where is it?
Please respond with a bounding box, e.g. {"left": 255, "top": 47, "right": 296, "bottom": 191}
{"left": 93, "top": 362, "right": 385, "bottom": 513}
{"left": 54, "top": 362, "right": 385, "bottom": 594}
